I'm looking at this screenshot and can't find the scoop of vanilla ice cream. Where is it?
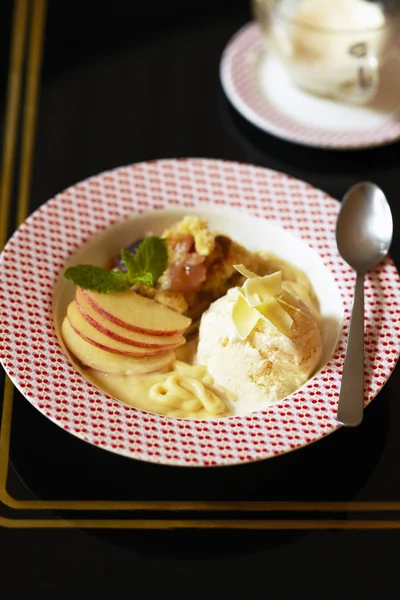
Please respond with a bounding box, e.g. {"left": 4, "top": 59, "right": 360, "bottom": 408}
{"left": 197, "top": 287, "right": 322, "bottom": 412}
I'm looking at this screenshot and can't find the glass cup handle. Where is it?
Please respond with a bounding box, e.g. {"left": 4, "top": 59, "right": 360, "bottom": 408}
{"left": 347, "top": 42, "right": 379, "bottom": 103}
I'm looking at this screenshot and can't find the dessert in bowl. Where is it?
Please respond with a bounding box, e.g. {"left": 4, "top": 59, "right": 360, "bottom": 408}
{"left": 2, "top": 158, "right": 399, "bottom": 466}
{"left": 56, "top": 208, "right": 343, "bottom": 420}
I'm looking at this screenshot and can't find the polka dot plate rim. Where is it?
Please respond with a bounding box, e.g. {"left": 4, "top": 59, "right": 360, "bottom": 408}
{"left": 0, "top": 157, "right": 399, "bottom": 467}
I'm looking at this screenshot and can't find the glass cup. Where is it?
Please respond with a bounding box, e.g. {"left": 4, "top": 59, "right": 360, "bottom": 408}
{"left": 252, "top": 0, "right": 400, "bottom": 104}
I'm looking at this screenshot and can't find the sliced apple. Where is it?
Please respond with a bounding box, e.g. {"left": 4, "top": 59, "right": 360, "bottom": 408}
{"left": 80, "top": 288, "right": 191, "bottom": 336}
{"left": 67, "top": 301, "right": 173, "bottom": 357}
{"left": 62, "top": 317, "right": 175, "bottom": 375}
{"left": 75, "top": 287, "right": 185, "bottom": 349}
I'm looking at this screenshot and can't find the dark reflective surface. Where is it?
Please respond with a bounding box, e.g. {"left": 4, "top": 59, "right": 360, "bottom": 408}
{"left": 2, "top": 0, "right": 400, "bottom": 594}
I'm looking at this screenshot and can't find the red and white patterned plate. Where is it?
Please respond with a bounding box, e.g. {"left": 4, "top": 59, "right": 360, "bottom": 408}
{"left": 220, "top": 22, "right": 400, "bottom": 150}
{"left": 0, "top": 158, "right": 399, "bottom": 466}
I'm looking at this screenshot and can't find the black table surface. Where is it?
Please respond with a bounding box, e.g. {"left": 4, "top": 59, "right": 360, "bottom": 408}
{"left": 2, "top": 0, "right": 400, "bottom": 596}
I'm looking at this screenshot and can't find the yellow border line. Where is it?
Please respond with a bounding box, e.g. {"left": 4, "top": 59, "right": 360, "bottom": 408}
{"left": 2, "top": 0, "right": 400, "bottom": 527}
{"left": 2, "top": 517, "right": 400, "bottom": 530}
{"left": 0, "top": 384, "right": 13, "bottom": 502}
{"left": 16, "top": 0, "right": 47, "bottom": 227}
{"left": 0, "top": 0, "right": 28, "bottom": 249}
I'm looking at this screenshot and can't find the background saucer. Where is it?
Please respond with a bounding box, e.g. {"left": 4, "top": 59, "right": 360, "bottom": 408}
{"left": 220, "top": 22, "right": 400, "bottom": 150}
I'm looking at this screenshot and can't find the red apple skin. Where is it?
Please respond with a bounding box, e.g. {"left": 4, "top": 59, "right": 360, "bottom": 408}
{"left": 62, "top": 317, "right": 175, "bottom": 375}
{"left": 80, "top": 288, "right": 191, "bottom": 336}
{"left": 66, "top": 306, "right": 169, "bottom": 358}
{"left": 75, "top": 288, "right": 185, "bottom": 349}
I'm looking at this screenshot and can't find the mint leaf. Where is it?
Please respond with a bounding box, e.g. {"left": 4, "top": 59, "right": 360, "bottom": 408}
{"left": 122, "top": 236, "right": 168, "bottom": 287}
{"left": 64, "top": 265, "right": 130, "bottom": 293}
{"left": 63, "top": 236, "right": 168, "bottom": 294}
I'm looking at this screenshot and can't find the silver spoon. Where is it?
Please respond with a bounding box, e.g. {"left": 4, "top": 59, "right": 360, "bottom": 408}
{"left": 336, "top": 181, "right": 393, "bottom": 427}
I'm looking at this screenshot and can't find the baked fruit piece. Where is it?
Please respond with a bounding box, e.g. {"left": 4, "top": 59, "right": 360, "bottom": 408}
{"left": 118, "top": 217, "right": 274, "bottom": 328}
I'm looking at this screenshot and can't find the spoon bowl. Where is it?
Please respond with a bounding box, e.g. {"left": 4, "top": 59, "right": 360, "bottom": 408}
{"left": 336, "top": 181, "right": 393, "bottom": 426}
{"left": 336, "top": 182, "right": 393, "bottom": 274}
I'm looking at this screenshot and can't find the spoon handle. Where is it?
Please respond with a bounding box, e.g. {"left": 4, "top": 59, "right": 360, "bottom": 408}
{"left": 337, "top": 273, "right": 365, "bottom": 427}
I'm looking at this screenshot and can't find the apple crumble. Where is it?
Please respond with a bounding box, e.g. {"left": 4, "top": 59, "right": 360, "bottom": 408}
{"left": 121, "top": 216, "right": 318, "bottom": 336}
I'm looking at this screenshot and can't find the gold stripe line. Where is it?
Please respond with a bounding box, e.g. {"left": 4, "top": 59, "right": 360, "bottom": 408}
{"left": 4, "top": 484, "right": 400, "bottom": 513}
{"left": 0, "top": 383, "right": 14, "bottom": 499}
{"left": 16, "top": 0, "right": 47, "bottom": 227}
{"left": 0, "top": 0, "right": 29, "bottom": 249}
{"left": 0, "top": 0, "right": 30, "bottom": 501}
{"left": 3, "top": 517, "right": 400, "bottom": 530}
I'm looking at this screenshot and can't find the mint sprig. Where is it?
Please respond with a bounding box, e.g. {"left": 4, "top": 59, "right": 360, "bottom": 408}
{"left": 63, "top": 266, "right": 131, "bottom": 292}
{"left": 63, "top": 236, "right": 168, "bottom": 293}
{"left": 121, "top": 236, "right": 167, "bottom": 286}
